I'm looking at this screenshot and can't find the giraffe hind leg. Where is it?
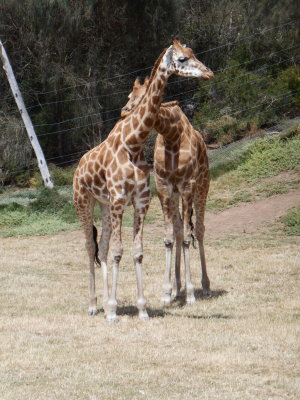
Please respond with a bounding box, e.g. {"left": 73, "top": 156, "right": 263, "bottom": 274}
{"left": 98, "top": 203, "right": 111, "bottom": 316}
{"left": 75, "top": 194, "right": 98, "bottom": 315}
{"left": 182, "top": 195, "right": 195, "bottom": 305}
{"left": 173, "top": 208, "right": 183, "bottom": 300}
{"left": 133, "top": 205, "right": 149, "bottom": 320}
{"left": 194, "top": 195, "right": 211, "bottom": 296}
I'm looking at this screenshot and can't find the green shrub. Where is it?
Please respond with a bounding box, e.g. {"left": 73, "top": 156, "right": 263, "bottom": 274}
{"left": 238, "top": 135, "right": 300, "bottom": 181}
{"left": 194, "top": 63, "right": 300, "bottom": 144}
{"left": 29, "top": 187, "right": 78, "bottom": 223}
{"left": 0, "top": 187, "right": 79, "bottom": 236}
{"left": 0, "top": 203, "right": 27, "bottom": 226}
{"left": 33, "top": 164, "right": 76, "bottom": 187}
{"left": 280, "top": 207, "right": 300, "bottom": 236}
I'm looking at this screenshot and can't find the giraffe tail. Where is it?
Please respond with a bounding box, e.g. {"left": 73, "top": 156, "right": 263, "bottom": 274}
{"left": 189, "top": 208, "right": 197, "bottom": 249}
{"left": 93, "top": 225, "right": 101, "bottom": 267}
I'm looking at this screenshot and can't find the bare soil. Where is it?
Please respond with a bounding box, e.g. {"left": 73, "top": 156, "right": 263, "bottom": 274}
{"left": 205, "top": 187, "right": 300, "bottom": 238}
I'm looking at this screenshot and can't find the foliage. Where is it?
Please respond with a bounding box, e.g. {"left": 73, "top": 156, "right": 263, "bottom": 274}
{"left": 0, "top": 0, "right": 299, "bottom": 184}
{"left": 33, "top": 164, "right": 76, "bottom": 187}
{"left": 280, "top": 206, "right": 300, "bottom": 235}
{"left": 207, "top": 129, "right": 300, "bottom": 211}
{"left": 238, "top": 135, "right": 300, "bottom": 181}
{"left": 0, "top": 187, "right": 79, "bottom": 236}
{"left": 194, "top": 64, "right": 300, "bottom": 144}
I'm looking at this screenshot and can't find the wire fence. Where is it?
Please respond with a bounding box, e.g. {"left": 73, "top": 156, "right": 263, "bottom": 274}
{"left": 1, "top": 18, "right": 299, "bottom": 179}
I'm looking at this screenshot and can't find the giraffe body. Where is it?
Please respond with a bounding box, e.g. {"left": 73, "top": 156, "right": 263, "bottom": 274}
{"left": 74, "top": 40, "right": 213, "bottom": 322}
{"left": 122, "top": 78, "right": 212, "bottom": 305}
{"left": 154, "top": 103, "right": 211, "bottom": 304}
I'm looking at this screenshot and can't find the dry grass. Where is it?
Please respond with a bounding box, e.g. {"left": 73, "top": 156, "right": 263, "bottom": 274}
{"left": 0, "top": 197, "right": 299, "bottom": 400}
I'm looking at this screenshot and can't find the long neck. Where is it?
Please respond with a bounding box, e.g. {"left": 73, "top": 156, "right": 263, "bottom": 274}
{"left": 155, "top": 104, "right": 185, "bottom": 142}
{"left": 123, "top": 48, "right": 171, "bottom": 152}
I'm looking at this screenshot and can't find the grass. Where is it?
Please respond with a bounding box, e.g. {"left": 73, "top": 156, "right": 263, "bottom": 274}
{"left": 0, "top": 187, "right": 79, "bottom": 237}
{"left": 0, "top": 185, "right": 157, "bottom": 237}
{"left": 207, "top": 128, "right": 300, "bottom": 211}
{"left": 0, "top": 125, "right": 299, "bottom": 399}
{"left": 0, "top": 211, "right": 299, "bottom": 399}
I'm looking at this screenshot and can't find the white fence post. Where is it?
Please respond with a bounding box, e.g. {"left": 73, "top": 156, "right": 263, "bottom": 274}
{"left": 0, "top": 39, "right": 54, "bottom": 188}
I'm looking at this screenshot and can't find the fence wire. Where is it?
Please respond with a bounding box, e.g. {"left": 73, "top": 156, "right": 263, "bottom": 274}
{"left": 1, "top": 18, "right": 299, "bottom": 180}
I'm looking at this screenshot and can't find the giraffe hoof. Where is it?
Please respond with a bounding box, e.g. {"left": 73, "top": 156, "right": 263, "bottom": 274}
{"left": 186, "top": 296, "right": 196, "bottom": 305}
{"left": 88, "top": 308, "right": 98, "bottom": 316}
{"left": 106, "top": 313, "right": 118, "bottom": 323}
{"left": 161, "top": 296, "right": 172, "bottom": 307}
{"left": 172, "top": 294, "right": 182, "bottom": 302}
{"left": 203, "top": 289, "right": 212, "bottom": 297}
{"left": 139, "top": 310, "right": 149, "bottom": 321}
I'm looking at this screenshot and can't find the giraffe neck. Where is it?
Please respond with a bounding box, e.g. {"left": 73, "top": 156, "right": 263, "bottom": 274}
{"left": 155, "top": 104, "right": 186, "bottom": 142}
{"left": 123, "top": 47, "right": 172, "bottom": 152}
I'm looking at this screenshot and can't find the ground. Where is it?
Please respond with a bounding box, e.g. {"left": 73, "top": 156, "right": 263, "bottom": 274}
{"left": 205, "top": 184, "right": 300, "bottom": 238}
{"left": 0, "top": 185, "right": 299, "bottom": 400}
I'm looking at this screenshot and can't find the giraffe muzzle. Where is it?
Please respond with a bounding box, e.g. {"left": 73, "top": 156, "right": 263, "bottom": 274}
{"left": 202, "top": 70, "right": 214, "bottom": 80}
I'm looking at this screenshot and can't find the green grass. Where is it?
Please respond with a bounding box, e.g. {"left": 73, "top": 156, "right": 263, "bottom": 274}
{"left": 0, "top": 188, "right": 79, "bottom": 237}
{"left": 207, "top": 125, "right": 300, "bottom": 211}
{"left": 0, "top": 182, "right": 157, "bottom": 237}
{"left": 280, "top": 206, "right": 300, "bottom": 235}
{"left": 209, "top": 121, "right": 300, "bottom": 182}
{"left": 237, "top": 135, "right": 300, "bottom": 182}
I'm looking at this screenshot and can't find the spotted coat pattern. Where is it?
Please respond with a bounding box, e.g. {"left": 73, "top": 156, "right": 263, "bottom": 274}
{"left": 73, "top": 39, "right": 213, "bottom": 321}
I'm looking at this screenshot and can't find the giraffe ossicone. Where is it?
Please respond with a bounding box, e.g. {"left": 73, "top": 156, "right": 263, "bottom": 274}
{"left": 73, "top": 39, "right": 213, "bottom": 322}
{"left": 122, "top": 73, "right": 213, "bottom": 305}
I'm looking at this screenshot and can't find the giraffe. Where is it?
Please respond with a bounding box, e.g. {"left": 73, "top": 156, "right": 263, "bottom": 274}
{"left": 121, "top": 75, "right": 213, "bottom": 306}
{"left": 73, "top": 39, "right": 213, "bottom": 322}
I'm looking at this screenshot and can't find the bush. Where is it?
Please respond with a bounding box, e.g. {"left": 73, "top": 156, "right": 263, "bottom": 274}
{"left": 33, "top": 164, "right": 76, "bottom": 187}
{"left": 193, "top": 63, "right": 300, "bottom": 144}
{"left": 280, "top": 206, "right": 300, "bottom": 236}
{"left": 0, "top": 187, "right": 79, "bottom": 236}
{"left": 29, "top": 187, "right": 77, "bottom": 223}
{"left": 237, "top": 135, "right": 300, "bottom": 181}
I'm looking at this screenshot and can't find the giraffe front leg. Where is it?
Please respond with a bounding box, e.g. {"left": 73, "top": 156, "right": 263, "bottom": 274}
{"left": 133, "top": 206, "right": 149, "bottom": 321}
{"left": 106, "top": 203, "right": 124, "bottom": 323}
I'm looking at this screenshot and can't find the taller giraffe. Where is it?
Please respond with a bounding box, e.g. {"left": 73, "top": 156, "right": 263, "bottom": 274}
{"left": 73, "top": 39, "right": 213, "bottom": 322}
{"left": 122, "top": 76, "right": 213, "bottom": 305}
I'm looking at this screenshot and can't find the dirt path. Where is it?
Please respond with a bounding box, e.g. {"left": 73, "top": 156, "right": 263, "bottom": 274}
{"left": 205, "top": 188, "right": 300, "bottom": 238}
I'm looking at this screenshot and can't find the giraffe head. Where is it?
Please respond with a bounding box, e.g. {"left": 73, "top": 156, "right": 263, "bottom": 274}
{"left": 168, "top": 39, "right": 214, "bottom": 79}
{"left": 121, "top": 77, "right": 149, "bottom": 118}
{"left": 121, "top": 40, "right": 213, "bottom": 117}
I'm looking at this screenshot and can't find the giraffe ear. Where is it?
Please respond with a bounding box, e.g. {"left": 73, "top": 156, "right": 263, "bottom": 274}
{"left": 133, "top": 77, "right": 141, "bottom": 88}
{"left": 172, "top": 38, "right": 181, "bottom": 47}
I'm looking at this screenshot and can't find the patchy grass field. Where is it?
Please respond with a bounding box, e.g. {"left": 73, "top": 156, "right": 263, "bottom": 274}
{"left": 0, "top": 126, "right": 299, "bottom": 399}
{"left": 0, "top": 194, "right": 299, "bottom": 400}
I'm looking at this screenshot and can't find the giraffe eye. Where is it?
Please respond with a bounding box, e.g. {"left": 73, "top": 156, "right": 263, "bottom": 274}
{"left": 178, "top": 57, "right": 189, "bottom": 63}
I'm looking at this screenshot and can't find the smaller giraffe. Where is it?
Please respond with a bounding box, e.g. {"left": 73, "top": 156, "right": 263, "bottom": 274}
{"left": 122, "top": 76, "right": 213, "bottom": 305}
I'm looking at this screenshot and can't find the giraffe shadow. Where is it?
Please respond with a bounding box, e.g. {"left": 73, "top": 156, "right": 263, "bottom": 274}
{"left": 94, "top": 289, "right": 228, "bottom": 319}
{"left": 169, "top": 288, "right": 228, "bottom": 308}
{"left": 175, "top": 312, "right": 231, "bottom": 320}
{"left": 116, "top": 305, "right": 167, "bottom": 318}
{"left": 194, "top": 288, "right": 228, "bottom": 300}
